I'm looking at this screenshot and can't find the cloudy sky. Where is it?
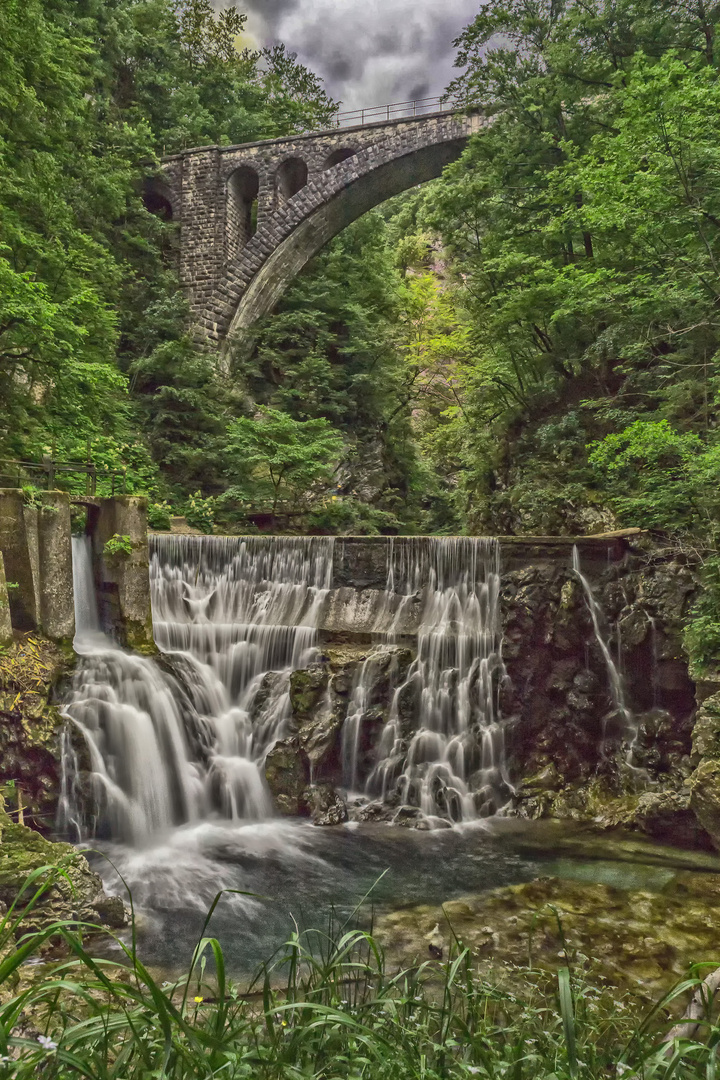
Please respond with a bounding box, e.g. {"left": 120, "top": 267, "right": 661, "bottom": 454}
{"left": 214, "top": 0, "right": 481, "bottom": 110}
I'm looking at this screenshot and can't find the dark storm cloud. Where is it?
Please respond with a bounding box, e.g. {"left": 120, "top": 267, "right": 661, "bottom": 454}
{"left": 240, "top": 0, "right": 299, "bottom": 20}
{"left": 214, "top": 1, "right": 481, "bottom": 109}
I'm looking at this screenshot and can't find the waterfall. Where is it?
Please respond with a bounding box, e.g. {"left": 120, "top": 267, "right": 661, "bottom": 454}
{"left": 352, "top": 537, "right": 509, "bottom": 824}
{"left": 571, "top": 546, "right": 640, "bottom": 764}
{"left": 60, "top": 535, "right": 334, "bottom": 844}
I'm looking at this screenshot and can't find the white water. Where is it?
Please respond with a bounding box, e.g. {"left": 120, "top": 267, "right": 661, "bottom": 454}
{"left": 61, "top": 535, "right": 333, "bottom": 843}
{"left": 571, "top": 545, "right": 640, "bottom": 764}
{"left": 347, "top": 538, "right": 509, "bottom": 823}
{"left": 62, "top": 533, "right": 510, "bottom": 841}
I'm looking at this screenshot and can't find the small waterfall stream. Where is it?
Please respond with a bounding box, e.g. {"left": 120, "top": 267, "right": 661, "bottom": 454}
{"left": 571, "top": 545, "right": 641, "bottom": 765}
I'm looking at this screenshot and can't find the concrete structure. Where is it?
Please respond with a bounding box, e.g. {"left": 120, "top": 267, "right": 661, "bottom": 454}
{"left": 0, "top": 491, "right": 74, "bottom": 640}
{"left": 0, "top": 552, "right": 13, "bottom": 647}
{"left": 158, "top": 110, "right": 487, "bottom": 347}
{"left": 88, "top": 496, "right": 154, "bottom": 652}
{"left": 0, "top": 491, "right": 153, "bottom": 649}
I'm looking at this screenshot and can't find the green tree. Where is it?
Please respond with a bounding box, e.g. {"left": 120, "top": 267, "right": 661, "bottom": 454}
{"left": 236, "top": 213, "right": 444, "bottom": 532}
{"left": 224, "top": 408, "right": 344, "bottom": 518}
{"left": 0, "top": 0, "right": 336, "bottom": 497}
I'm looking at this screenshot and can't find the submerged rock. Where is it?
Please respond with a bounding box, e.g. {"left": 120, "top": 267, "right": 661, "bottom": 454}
{"left": 375, "top": 870, "right": 720, "bottom": 1001}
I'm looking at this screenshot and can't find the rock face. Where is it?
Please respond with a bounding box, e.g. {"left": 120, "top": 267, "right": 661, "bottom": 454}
{"left": 499, "top": 541, "right": 705, "bottom": 844}
{"left": 264, "top": 737, "right": 311, "bottom": 816}
{"left": 687, "top": 690, "right": 720, "bottom": 849}
{"left": 501, "top": 546, "right": 697, "bottom": 788}
{"left": 0, "top": 636, "right": 73, "bottom": 831}
{"left": 289, "top": 666, "right": 344, "bottom": 781}
{"left": 258, "top": 535, "right": 713, "bottom": 840}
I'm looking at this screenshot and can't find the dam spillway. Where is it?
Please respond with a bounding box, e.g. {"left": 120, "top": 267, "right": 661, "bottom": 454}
{"left": 59, "top": 531, "right": 697, "bottom": 841}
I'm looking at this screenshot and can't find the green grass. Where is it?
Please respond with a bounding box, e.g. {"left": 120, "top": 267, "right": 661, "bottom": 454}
{"left": 0, "top": 863, "right": 719, "bottom": 1078}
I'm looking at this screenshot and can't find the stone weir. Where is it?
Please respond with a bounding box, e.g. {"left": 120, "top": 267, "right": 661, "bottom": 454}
{"left": 279, "top": 531, "right": 699, "bottom": 831}
{"left": 146, "top": 531, "right": 703, "bottom": 840}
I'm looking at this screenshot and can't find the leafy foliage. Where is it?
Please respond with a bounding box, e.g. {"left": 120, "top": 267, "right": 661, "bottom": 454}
{"left": 224, "top": 408, "right": 344, "bottom": 517}
{"left": 103, "top": 534, "right": 134, "bottom": 559}
{"left": 0, "top": 0, "right": 335, "bottom": 507}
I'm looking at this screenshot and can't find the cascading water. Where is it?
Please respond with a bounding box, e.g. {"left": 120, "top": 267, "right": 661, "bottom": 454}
{"left": 571, "top": 545, "right": 640, "bottom": 765}
{"left": 60, "top": 534, "right": 334, "bottom": 844}
{"left": 344, "top": 537, "right": 510, "bottom": 824}
{"left": 60, "top": 537, "right": 207, "bottom": 843}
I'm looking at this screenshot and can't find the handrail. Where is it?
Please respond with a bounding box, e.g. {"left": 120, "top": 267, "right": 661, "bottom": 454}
{"left": 0, "top": 458, "right": 127, "bottom": 496}
{"left": 333, "top": 96, "right": 453, "bottom": 128}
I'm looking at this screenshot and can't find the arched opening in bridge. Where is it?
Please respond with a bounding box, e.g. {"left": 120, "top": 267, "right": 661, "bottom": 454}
{"left": 275, "top": 157, "right": 308, "bottom": 207}
{"left": 142, "top": 178, "right": 173, "bottom": 220}
{"left": 323, "top": 148, "right": 357, "bottom": 170}
{"left": 226, "top": 165, "right": 259, "bottom": 258}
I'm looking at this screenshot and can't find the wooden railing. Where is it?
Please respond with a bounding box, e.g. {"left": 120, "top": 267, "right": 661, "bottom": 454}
{"left": 333, "top": 96, "right": 453, "bottom": 128}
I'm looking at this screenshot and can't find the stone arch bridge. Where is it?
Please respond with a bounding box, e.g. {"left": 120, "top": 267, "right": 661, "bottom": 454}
{"left": 156, "top": 107, "right": 487, "bottom": 349}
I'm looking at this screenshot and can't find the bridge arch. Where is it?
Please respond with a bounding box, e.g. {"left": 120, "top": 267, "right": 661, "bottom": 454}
{"left": 323, "top": 147, "right": 357, "bottom": 169}
{"left": 275, "top": 156, "right": 308, "bottom": 206}
{"left": 143, "top": 176, "right": 174, "bottom": 220}
{"left": 226, "top": 165, "right": 259, "bottom": 257}
{"left": 223, "top": 139, "right": 464, "bottom": 341}
{"left": 161, "top": 110, "right": 485, "bottom": 348}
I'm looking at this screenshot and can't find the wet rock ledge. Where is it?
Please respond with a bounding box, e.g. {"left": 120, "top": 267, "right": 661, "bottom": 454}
{"left": 263, "top": 531, "right": 720, "bottom": 848}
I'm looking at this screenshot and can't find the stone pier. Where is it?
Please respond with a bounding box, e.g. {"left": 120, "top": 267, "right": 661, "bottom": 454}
{"left": 0, "top": 490, "right": 74, "bottom": 640}
{"left": 0, "top": 490, "right": 153, "bottom": 648}
{"left": 88, "top": 496, "right": 154, "bottom": 651}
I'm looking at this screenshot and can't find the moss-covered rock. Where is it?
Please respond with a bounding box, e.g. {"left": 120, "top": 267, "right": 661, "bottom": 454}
{"left": 0, "top": 634, "right": 74, "bottom": 830}
{"left": 264, "top": 737, "right": 310, "bottom": 816}
{"left": 688, "top": 759, "right": 720, "bottom": 850}
{"left": 0, "top": 811, "right": 125, "bottom": 932}
{"left": 691, "top": 690, "right": 720, "bottom": 762}
{"left": 289, "top": 665, "right": 344, "bottom": 779}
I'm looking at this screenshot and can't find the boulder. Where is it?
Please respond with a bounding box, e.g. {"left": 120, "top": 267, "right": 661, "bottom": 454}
{"left": 628, "top": 789, "right": 712, "bottom": 850}
{"left": 691, "top": 690, "right": 720, "bottom": 763}
{"left": 264, "top": 737, "right": 311, "bottom": 816}
{"left": 303, "top": 784, "right": 348, "bottom": 826}
{"left": 0, "top": 813, "right": 126, "bottom": 932}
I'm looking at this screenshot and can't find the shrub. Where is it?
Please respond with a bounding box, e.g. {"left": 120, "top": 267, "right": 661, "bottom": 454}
{"left": 184, "top": 491, "right": 215, "bottom": 534}
{"left": 103, "top": 533, "right": 133, "bottom": 559}
{"left": 147, "top": 500, "right": 173, "bottom": 531}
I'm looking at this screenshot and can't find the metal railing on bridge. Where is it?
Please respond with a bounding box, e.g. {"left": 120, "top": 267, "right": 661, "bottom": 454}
{"left": 332, "top": 96, "right": 455, "bottom": 128}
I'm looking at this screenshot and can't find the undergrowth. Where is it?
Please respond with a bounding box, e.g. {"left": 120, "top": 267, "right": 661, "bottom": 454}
{"left": 0, "top": 863, "right": 719, "bottom": 1078}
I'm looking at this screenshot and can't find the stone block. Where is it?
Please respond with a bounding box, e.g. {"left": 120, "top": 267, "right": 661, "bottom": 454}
{"left": 37, "top": 492, "right": 74, "bottom": 641}
{"left": 0, "top": 490, "right": 38, "bottom": 631}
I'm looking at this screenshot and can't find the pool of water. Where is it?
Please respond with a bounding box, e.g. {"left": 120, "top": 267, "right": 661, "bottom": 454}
{"left": 82, "top": 817, "right": 717, "bottom": 977}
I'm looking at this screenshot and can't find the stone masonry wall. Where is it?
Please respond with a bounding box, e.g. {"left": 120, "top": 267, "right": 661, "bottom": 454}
{"left": 159, "top": 111, "right": 487, "bottom": 343}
